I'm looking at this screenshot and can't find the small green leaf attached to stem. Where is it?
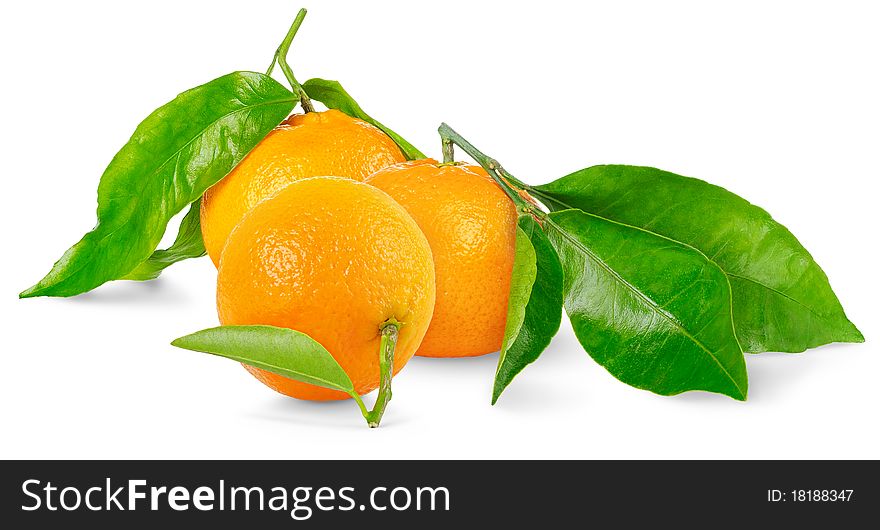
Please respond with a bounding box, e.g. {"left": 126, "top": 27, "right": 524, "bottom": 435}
{"left": 171, "top": 325, "right": 356, "bottom": 393}
{"left": 172, "top": 322, "right": 403, "bottom": 427}
{"left": 493, "top": 216, "right": 563, "bottom": 404}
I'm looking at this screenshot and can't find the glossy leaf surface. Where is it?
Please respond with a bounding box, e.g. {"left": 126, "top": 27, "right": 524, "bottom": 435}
{"left": 493, "top": 216, "right": 564, "bottom": 404}
{"left": 123, "top": 199, "right": 206, "bottom": 281}
{"left": 172, "top": 325, "right": 354, "bottom": 394}
{"left": 534, "top": 165, "right": 862, "bottom": 352}
{"left": 21, "top": 72, "right": 296, "bottom": 297}
{"left": 547, "top": 209, "right": 748, "bottom": 400}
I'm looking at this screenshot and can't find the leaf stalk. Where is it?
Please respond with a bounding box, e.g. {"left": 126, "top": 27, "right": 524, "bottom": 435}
{"left": 438, "top": 123, "right": 543, "bottom": 217}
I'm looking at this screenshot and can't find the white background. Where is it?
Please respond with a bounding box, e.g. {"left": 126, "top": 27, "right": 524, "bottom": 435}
{"left": 1, "top": 0, "right": 877, "bottom": 459}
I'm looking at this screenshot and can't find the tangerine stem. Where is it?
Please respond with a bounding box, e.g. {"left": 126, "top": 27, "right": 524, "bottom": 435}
{"left": 438, "top": 123, "right": 543, "bottom": 217}
{"left": 362, "top": 320, "right": 400, "bottom": 428}
{"left": 267, "top": 8, "right": 315, "bottom": 113}
{"left": 442, "top": 138, "right": 455, "bottom": 164}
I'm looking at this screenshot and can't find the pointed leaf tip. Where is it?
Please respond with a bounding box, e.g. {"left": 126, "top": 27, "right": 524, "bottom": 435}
{"left": 534, "top": 165, "right": 863, "bottom": 353}
{"left": 492, "top": 216, "right": 564, "bottom": 404}
{"left": 25, "top": 72, "right": 295, "bottom": 297}
{"left": 172, "top": 325, "right": 355, "bottom": 394}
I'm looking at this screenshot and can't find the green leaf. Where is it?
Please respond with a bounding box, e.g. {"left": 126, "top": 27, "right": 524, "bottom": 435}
{"left": 534, "top": 166, "right": 863, "bottom": 353}
{"left": 21, "top": 72, "right": 297, "bottom": 298}
{"left": 302, "top": 78, "right": 426, "bottom": 160}
{"left": 546, "top": 209, "right": 748, "bottom": 400}
{"left": 123, "top": 199, "right": 206, "bottom": 281}
{"left": 493, "top": 216, "right": 564, "bottom": 404}
{"left": 172, "top": 325, "right": 355, "bottom": 394}
{"left": 495, "top": 225, "right": 537, "bottom": 390}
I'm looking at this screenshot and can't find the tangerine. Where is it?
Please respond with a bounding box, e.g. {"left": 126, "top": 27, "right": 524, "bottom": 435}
{"left": 201, "top": 109, "right": 405, "bottom": 265}
{"left": 367, "top": 159, "right": 518, "bottom": 358}
{"left": 216, "top": 177, "right": 435, "bottom": 400}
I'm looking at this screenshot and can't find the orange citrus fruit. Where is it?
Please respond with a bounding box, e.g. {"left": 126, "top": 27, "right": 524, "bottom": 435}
{"left": 216, "top": 177, "right": 435, "bottom": 400}
{"left": 200, "top": 109, "right": 405, "bottom": 266}
{"left": 366, "top": 159, "right": 518, "bottom": 358}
